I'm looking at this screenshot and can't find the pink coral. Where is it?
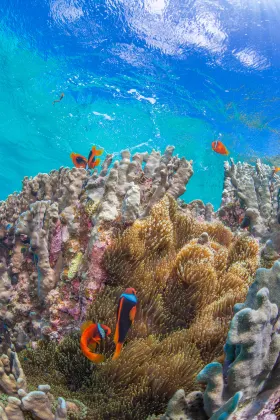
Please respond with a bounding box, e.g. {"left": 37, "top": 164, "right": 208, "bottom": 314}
{"left": 218, "top": 201, "right": 245, "bottom": 231}
{"left": 87, "top": 241, "right": 107, "bottom": 290}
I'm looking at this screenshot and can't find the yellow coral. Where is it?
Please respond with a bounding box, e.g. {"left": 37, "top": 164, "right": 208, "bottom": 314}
{"left": 85, "top": 199, "right": 100, "bottom": 218}
{"left": 68, "top": 252, "right": 83, "bottom": 280}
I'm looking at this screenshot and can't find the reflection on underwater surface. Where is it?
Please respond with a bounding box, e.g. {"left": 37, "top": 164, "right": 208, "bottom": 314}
{"left": 0, "top": 0, "right": 279, "bottom": 207}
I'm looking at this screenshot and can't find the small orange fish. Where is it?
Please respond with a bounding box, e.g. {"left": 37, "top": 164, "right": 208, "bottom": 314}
{"left": 212, "top": 140, "right": 230, "bottom": 156}
{"left": 80, "top": 321, "right": 111, "bottom": 363}
{"left": 70, "top": 153, "right": 88, "bottom": 169}
{"left": 70, "top": 146, "right": 103, "bottom": 170}
{"left": 88, "top": 146, "right": 103, "bottom": 169}
{"left": 272, "top": 167, "right": 280, "bottom": 175}
{"left": 112, "top": 288, "right": 137, "bottom": 360}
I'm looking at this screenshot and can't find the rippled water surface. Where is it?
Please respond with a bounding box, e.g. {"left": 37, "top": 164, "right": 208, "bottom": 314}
{"left": 0, "top": 0, "right": 280, "bottom": 207}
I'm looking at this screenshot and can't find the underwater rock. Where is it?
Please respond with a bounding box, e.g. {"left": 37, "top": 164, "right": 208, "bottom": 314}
{"left": 55, "top": 397, "right": 67, "bottom": 420}
{"left": 0, "top": 147, "right": 195, "bottom": 347}
{"left": 0, "top": 167, "right": 87, "bottom": 226}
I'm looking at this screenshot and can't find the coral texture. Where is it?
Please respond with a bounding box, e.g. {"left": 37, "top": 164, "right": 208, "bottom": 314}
{"left": 0, "top": 349, "right": 72, "bottom": 420}
{"left": 0, "top": 147, "right": 194, "bottom": 348}
{"left": 221, "top": 158, "right": 280, "bottom": 248}
{"left": 85, "top": 146, "right": 193, "bottom": 225}
{"left": 17, "top": 194, "right": 259, "bottom": 419}
{"left": 161, "top": 260, "right": 280, "bottom": 420}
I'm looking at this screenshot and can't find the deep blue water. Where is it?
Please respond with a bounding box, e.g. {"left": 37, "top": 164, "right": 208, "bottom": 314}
{"left": 0, "top": 0, "right": 280, "bottom": 208}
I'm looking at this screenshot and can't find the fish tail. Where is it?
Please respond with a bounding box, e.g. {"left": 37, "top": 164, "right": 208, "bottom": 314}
{"left": 91, "top": 146, "right": 104, "bottom": 157}
{"left": 80, "top": 343, "right": 104, "bottom": 363}
{"left": 112, "top": 343, "right": 123, "bottom": 360}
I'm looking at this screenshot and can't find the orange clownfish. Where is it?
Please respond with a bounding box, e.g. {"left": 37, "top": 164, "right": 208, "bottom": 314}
{"left": 70, "top": 146, "right": 103, "bottom": 170}
{"left": 112, "top": 288, "right": 138, "bottom": 360}
{"left": 80, "top": 321, "right": 111, "bottom": 363}
{"left": 212, "top": 140, "right": 230, "bottom": 156}
{"left": 272, "top": 167, "right": 280, "bottom": 175}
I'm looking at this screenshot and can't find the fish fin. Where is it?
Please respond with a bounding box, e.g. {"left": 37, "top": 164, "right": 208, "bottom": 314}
{"left": 88, "top": 342, "right": 97, "bottom": 351}
{"left": 91, "top": 158, "right": 101, "bottom": 168}
{"left": 114, "top": 298, "right": 124, "bottom": 345}
{"left": 88, "top": 147, "right": 103, "bottom": 168}
{"left": 80, "top": 343, "right": 104, "bottom": 363}
{"left": 112, "top": 343, "right": 123, "bottom": 360}
{"left": 129, "top": 305, "right": 137, "bottom": 323}
{"left": 80, "top": 321, "right": 94, "bottom": 334}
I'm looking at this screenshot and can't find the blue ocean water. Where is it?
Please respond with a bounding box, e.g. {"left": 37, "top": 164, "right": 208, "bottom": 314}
{"left": 0, "top": 0, "right": 280, "bottom": 209}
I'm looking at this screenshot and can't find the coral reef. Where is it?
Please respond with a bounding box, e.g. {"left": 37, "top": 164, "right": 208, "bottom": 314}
{"left": 179, "top": 199, "right": 215, "bottom": 223}
{"left": 17, "top": 194, "right": 259, "bottom": 419}
{"left": 102, "top": 195, "right": 259, "bottom": 361}
{"left": 161, "top": 259, "right": 280, "bottom": 420}
{"left": 220, "top": 158, "right": 280, "bottom": 262}
{"left": 0, "top": 348, "right": 78, "bottom": 420}
{"left": 0, "top": 146, "right": 194, "bottom": 348}
{"left": 1, "top": 149, "right": 275, "bottom": 419}
{"left": 85, "top": 146, "right": 193, "bottom": 225}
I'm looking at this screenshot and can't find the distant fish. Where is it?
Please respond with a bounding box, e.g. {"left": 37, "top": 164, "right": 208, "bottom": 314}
{"left": 80, "top": 321, "right": 111, "bottom": 363}
{"left": 70, "top": 146, "right": 103, "bottom": 170}
{"left": 70, "top": 153, "right": 88, "bottom": 169}
{"left": 87, "top": 146, "right": 103, "bottom": 169}
{"left": 272, "top": 167, "right": 280, "bottom": 176}
{"left": 112, "top": 288, "right": 137, "bottom": 360}
{"left": 212, "top": 140, "right": 230, "bottom": 156}
{"left": 52, "top": 92, "right": 64, "bottom": 105}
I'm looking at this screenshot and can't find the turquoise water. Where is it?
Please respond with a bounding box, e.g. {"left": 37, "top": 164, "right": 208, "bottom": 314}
{"left": 1, "top": 1, "right": 280, "bottom": 209}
